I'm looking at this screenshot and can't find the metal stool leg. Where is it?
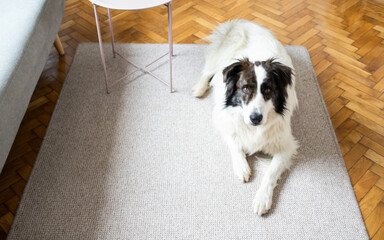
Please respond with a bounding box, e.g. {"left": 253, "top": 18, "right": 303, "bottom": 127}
{"left": 93, "top": 4, "right": 110, "bottom": 93}
{"left": 108, "top": 8, "right": 116, "bottom": 58}
{"left": 167, "top": 2, "right": 173, "bottom": 93}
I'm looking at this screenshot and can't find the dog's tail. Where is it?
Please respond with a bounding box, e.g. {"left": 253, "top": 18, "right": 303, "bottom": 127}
{"left": 206, "top": 20, "right": 250, "bottom": 61}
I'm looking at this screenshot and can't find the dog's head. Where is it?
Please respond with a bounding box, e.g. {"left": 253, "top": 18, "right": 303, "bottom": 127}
{"left": 223, "top": 58, "right": 293, "bottom": 126}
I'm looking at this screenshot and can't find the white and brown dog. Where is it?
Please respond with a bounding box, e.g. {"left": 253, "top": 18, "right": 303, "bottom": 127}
{"left": 192, "top": 20, "right": 298, "bottom": 216}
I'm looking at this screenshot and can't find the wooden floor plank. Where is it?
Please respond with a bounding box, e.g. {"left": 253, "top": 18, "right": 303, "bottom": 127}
{"left": 349, "top": 156, "right": 373, "bottom": 186}
{"left": 365, "top": 150, "right": 384, "bottom": 168}
{"left": 365, "top": 202, "right": 384, "bottom": 238}
{"left": 359, "top": 186, "right": 384, "bottom": 220}
{"left": 354, "top": 171, "right": 380, "bottom": 202}
{"left": 371, "top": 164, "right": 384, "bottom": 179}
{"left": 376, "top": 178, "right": 384, "bottom": 191}
{"left": 373, "top": 224, "right": 384, "bottom": 240}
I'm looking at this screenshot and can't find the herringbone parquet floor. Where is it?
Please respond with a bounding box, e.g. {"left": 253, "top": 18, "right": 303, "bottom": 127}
{"left": 1, "top": 0, "right": 384, "bottom": 238}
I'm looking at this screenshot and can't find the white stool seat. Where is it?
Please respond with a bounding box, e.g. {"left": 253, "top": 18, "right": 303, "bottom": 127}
{"left": 90, "top": 0, "right": 171, "bottom": 10}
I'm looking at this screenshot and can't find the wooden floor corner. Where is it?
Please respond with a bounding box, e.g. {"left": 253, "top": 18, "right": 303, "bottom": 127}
{"left": 0, "top": 0, "right": 383, "bottom": 238}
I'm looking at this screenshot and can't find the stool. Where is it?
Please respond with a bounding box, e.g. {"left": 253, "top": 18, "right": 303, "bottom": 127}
{"left": 90, "top": 0, "right": 173, "bottom": 93}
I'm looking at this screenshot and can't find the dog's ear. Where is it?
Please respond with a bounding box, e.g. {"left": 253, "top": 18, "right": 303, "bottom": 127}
{"left": 222, "top": 61, "right": 243, "bottom": 107}
{"left": 264, "top": 59, "right": 292, "bottom": 87}
{"left": 263, "top": 59, "right": 293, "bottom": 115}
{"left": 223, "top": 61, "right": 243, "bottom": 84}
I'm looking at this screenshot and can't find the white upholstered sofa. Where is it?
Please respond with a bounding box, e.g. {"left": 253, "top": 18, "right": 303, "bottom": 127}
{"left": 0, "top": 0, "right": 66, "bottom": 171}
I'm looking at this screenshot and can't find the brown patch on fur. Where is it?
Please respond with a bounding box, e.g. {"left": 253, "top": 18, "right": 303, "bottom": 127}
{"left": 222, "top": 58, "right": 257, "bottom": 107}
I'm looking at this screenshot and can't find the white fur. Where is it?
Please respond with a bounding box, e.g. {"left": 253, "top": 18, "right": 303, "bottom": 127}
{"left": 192, "top": 20, "right": 299, "bottom": 216}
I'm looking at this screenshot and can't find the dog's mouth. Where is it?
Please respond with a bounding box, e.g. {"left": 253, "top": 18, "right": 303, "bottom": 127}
{"left": 247, "top": 121, "right": 263, "bottom": 127}
{"left": 248, "top": 122, "right": 261, "bottom": 126}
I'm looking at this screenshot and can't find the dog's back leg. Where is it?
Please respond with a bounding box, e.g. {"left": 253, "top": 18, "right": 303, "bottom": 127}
{"left": 192, "top": 73, "right": 213, "bottom": 97}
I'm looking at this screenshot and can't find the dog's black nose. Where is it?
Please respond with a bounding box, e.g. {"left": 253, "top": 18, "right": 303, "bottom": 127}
{"left": 250, "top": 113, "right": 263, "bottom": 125}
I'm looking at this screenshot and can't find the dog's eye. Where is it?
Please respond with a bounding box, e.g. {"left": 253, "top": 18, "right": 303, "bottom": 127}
{"left": 242, "top": 87, "right": 249, "bottom": 94}
{"left": 264, "top": 88, "right": 271, "bottom": 94}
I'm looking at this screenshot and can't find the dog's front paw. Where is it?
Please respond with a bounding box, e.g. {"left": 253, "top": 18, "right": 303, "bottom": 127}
{"left": 253, "top": 188, "right": 273, "bottom": 216}
{"left": 192, "top": 81, "right": 208, "bottom": 98}
{"left": 233, "top": 160, "right": 251, "bottom": 182}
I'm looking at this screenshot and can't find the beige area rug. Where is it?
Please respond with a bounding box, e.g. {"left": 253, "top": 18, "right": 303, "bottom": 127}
{"left": 8, "top": 44, "right": 368, "bottom": 239}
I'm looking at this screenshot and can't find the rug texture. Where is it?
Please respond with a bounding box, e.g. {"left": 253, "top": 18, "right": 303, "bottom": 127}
{"left": 8, "top": 44, "right": 368, "bottom": 239}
